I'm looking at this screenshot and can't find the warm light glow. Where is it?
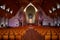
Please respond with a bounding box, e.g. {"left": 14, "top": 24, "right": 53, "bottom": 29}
{"left": 29, "top": 19, "right": 33, "bottom": 23}
{"left": 57, "top": 4, "right": 60, "bottom": 9}
{"left": 52, "top": 7, "right": 56, "bottom": 12}
{"left": 10, "top": 10, "right": 13, "bottom": 14}
{"left": 49, "top": 10, "right": 52, "bottom": 13}
{"left": 0, "top": 4, "right": 6, "bottom": 10}
{"left": 24, "top": 3, "right": 38, "bottom": 12}
{"left": 6, "top": 8, "right": 10, "bottom": 12}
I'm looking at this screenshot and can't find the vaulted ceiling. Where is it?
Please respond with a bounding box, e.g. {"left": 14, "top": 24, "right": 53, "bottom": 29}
{"left": 0, "top": 0, "right": 60, "bottom": 19}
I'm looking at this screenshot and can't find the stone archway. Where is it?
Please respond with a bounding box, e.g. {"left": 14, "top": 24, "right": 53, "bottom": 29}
{"left": 26, "top": 6, "right": 35, "bottom": 24}
{"left": 24, "top": 3, "right": 38, "bottom": 24}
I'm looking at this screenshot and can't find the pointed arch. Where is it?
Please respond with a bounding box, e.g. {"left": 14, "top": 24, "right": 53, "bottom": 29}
{"left": 24, "top": 3, "right": 38, "bottom": 12}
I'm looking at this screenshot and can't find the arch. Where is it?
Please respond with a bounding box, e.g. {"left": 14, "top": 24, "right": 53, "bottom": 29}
{"left": 24, "top": 3, "right": 38, "bottom": 12}
{"left": 26, "top": 6, "right": 35, "bottom": 18}
{"left": 24, "top": 3, "right": 38, "bottom": 24}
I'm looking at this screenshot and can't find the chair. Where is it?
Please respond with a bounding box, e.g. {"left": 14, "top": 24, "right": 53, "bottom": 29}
{"left": 0, "top": 35, "right": 2, "bottom": 40}
{"left": 9, "top": 34, "right": 15, "bottom": 40}
{"left": 3, "top": 34, "right": 8, "bottom": 40}
{"left": 59, "top": 33, "right": 60, "bottom": 40}
{"left": 45, "top": 31, "right": 51, "bottom": 40}
{"left": 15, "top": 35, "right": 21, "bottom": 40}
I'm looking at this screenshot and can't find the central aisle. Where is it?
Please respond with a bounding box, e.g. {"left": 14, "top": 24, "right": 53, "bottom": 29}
{"left": 21, "top": 29, "right": 44, "bottom": 40}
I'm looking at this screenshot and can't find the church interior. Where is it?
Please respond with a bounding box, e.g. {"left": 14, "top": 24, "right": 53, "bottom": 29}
{"left": 0, "top": 0, "right": 60, "bottom": 40}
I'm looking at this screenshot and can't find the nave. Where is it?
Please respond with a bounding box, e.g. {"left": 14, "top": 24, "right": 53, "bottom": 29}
{"left": 0, "top": 0, "right": 60, "bottom": 40}
{"left": 0, "top": 25, "right": 60, "bottom": 40}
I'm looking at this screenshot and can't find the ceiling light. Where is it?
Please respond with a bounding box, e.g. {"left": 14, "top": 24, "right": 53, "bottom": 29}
{"left": 49, "top": 10, "right": 52, "bottom": 13}
{"left": 10, "top": 10, "right": 13, "bottom": 14}
{"left": 0, "top": 6, "right": 3, "bottom": 8}
{"left": 57, "top": 4, "right": 60, "bottom": 9}
{"left": 0, "top": 4, "right": 6, "bottom": 10}
{"left": 6, "top": 8, "right": 10, "bottom": 12}
{"left": 57, "top": 24, "right": 59, "bottom": 26}
{"left": 52, "top": 7, "right": 56, "bottom": 12}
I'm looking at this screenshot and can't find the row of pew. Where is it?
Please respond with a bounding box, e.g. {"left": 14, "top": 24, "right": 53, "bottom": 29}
{"left": 34, "top": 26, "right": 60, "bottom": 40}
{"left": 0, "top": 25, "right": 59, "bottom": 40}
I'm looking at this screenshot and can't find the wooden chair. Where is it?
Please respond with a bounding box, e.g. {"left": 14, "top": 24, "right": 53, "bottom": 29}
{"left": 3, "top": 34, "right": 8, "bottom": 40}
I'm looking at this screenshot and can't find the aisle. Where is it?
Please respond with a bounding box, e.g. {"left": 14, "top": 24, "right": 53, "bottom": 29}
{"left": 21, "top": 29, "right": 44, "bottom": 40}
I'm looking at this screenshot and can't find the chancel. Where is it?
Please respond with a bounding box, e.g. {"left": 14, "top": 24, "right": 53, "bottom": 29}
{"left": 0, "top": 0, "right": 60, "bottom": 40}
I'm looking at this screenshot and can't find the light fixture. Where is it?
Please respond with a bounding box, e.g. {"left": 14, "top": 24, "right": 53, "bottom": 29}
{"left": 57, "top": 23, "right": 59, "bottom": 26}
{"left": 0, "top": 4, "right": 6, "bottom": 10}
{"left": 10, "top": 10, "right": 13, "bottom": 14}
{"left": 52, "top": 7, "right": 56, "bottom": 12}
{"left": 49, "top": 10, "right": 52, "bottom": 13}
{"left": 6, "top": 8, "right": 10, "bottom": 12}
{"left": 57, "top": 3, "right": 60, "bottom": 9}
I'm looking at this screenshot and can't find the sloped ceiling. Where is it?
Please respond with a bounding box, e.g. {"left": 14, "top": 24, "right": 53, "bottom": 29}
{"left": 0, "top": 0, "right": 60, "bottom": 18}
